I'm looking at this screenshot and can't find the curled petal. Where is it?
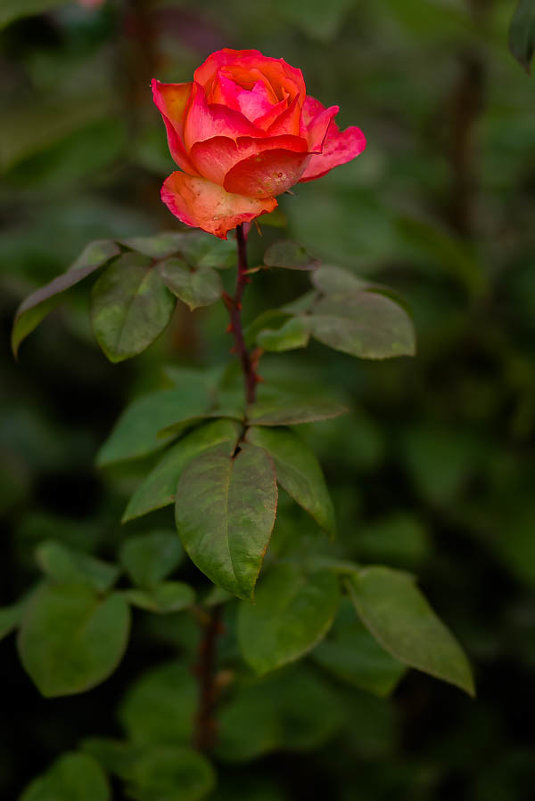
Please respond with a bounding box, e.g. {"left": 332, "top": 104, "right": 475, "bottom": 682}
{"left": 266, "top": 95, "right": 303, "bottom": 137}
{"left": 152, "top": 79, "right": 198, "bottom": 174}
{"left": 305, "top": 101, "right": 339, "bottom": 153}
{"left": 184, "top": 83, "right": 263, "bottom": 149}
{"left": 190, "top": 134, "right": 308, "bottom": 185}
{"left": 161, "top": 172, "right": 277, "bottom": 239}
{"left": 299, "top": 124, "right": 366, "bottom": 182}
{"left": 224, "top": 149, "right": 310, "bottom": 198}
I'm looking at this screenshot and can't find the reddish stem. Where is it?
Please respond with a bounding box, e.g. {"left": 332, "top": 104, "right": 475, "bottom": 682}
{"left": 193, "top": 604, "right": 223, "bottom": 752}
{"left": 227, "top": 224, "right": 258, "bottom": 405}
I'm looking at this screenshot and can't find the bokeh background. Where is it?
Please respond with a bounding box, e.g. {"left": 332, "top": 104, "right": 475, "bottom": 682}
{"left": 1, "top": 0, "right": 534, "bottom": 799}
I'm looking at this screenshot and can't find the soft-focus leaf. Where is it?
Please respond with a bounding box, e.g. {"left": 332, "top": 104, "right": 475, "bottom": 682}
{"left": 246, "top": 426, "right": 335, "bottom": 535}
{"left": 97, "top": 385, "right": 211, "bottom": 466}
{"left": 263, "top": 240, "right": 319, "bottom": 270}
{"left": 91, "top": 252, "right": 175, "bottom": 362}
{"left": 311, "top": 265, "right": 370, "bottom": 296}
{"left": 120, "top": 232, "right": 187, "bottom": 260}
{"left": 11, "top": 240, "right": 120, "bottom": 357}
{"left": 19, "top": 752, "right": 110, "bottom": 801}
{"left": 36, "top": 541, "right": 119, "bottom": 593}
{"left": 308, "top": 292, "right": 416, "bottom": 359}
{"left": 238, "top": 563, "right": 340, "bottom": 674}
{"left": 178, "top": 232, "right": 236, "bottom": 269}
{"left": 18, "top": 584, "right": 130, "bottom": 697}
{"left": 0, "top": 603, "right": 23, "bottom": 641}
{"left": 274, "top": 0, "right": 355, "bottom": 42}
{"left": 119, "top": 531, "right": 183, "bottom": 588}
{"left": 313, "top": 598, "right": 406, "bottom": 696}
{"left": 123, "top": 582, "right": 195, "bottom": 614}
{"left": 126, "top": 746, "right": 216, "bottom": 801}
{"left": 217, "top": 666, "right": 343, "bottom": 761}
{"left": 81, "top": 739, "right": 141, "bottom": 781}
{"left": 509, "top": 0, "right": 535, "bottom": 73}
{"left": 175, "top": 443, "right": 277, "bottom": 599}
{"left": 347, "top": 567, "right": 475, "bottom": 695}
{"left": 249, "top": 398, "right": 348, "bottom": 426}
{"left": 256, "top": 317, "right": 310, "bottom": 352}
{"left": 159, "top": 258, "right": 223, "bottom": 310}
{"left": 119, "top": 663, "right": 196, "bottom": 745}
{"left": 123, "top": 420, "right": 241, "bottom": 522}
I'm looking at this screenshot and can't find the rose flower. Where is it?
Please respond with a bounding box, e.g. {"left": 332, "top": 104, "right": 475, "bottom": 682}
{"left": 152, "top": 48, "right": 366, "bottom": 239}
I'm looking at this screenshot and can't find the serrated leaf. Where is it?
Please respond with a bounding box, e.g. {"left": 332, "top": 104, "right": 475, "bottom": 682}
{"left": 91, "top": 252, "right": 175, "bottom": 362}
{"left": 19, "top": 752, "right": 110, "bottom": 801}
{"left": 263, "top": 240, "right": 319, "bottom": 270}
{"left": 36, "top": 540, "right": 119, "bottom": 593}
{"left": 248, "top": 398, "right": 348, "bottom": 426}
{"left": 11, "top": 240, "right": 119, "bottom": 357}
{"left": 124, "top": 582, "right": 195, "bottom": 613}
{"left": 123, "top": 420, "right": 242, "bottom": 522}
{"left": 97, "top": 385, "right": 211, "bottom": 466}
{"left": 178, "top": 232, "right": 236, "bottom": 269}
{"left": 119, "top": 531, "right": 183, "bottom": 588}
{"left": 175, "top": 443, "right": 277, "bottom": 599}
{"left": 313, "top": 598, "right": 405, "bottom": 696}
{"left": 246, "top": 426, "right": 335, "bottom": 536}
{"left": 256, "top": 317, "right": 310, "bottom": 352}
{"left": 119, "top": 663, "right": 196, "bottom": 745}
{"left": 18, "top": 584, "right": 130, "bottom": 697}
{"left": 159, "top": 258, "right": 223, "bottom": 310}
{"left": 311, "top": 265, "right": 370, "bottom": 296}
{"left": 509, "top": 0, "right": 535, "bottom": 73}
{"left": 238, "top": 564, "right": 340, "bottom": 674}
{"left": 347, "top": 567, "right": 475, "bottom": 695}
{"left": 0, "top": 603, "right": 23, "bottom": 641}
{"left": 308, "top": 291, "right": 416, "bottom": 359}
{"left": 127, "top": 746, "right": 216, "bottom": 801}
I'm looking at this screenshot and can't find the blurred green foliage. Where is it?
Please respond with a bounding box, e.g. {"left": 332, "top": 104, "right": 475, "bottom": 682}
{"left": 1, "top": 0, "right": 534, "bottom": 799}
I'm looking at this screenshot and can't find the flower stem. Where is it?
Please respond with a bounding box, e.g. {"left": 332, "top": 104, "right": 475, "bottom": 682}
{"left": 227, "top": 223, "right": 258, "bottom": 405}
{"left": 193, "top": 604, "right": 223, "bottom": 752}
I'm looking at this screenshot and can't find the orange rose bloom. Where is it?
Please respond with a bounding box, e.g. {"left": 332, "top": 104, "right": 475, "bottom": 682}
{"left": 152, "top": 49, "right": 366, "bottom": 239}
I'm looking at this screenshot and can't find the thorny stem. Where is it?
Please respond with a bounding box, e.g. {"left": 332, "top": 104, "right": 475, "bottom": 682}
{"left": 226, "top": 223, "right": 259, "bottom": 405}
{"left": 193, "top": 604, "right": 224, "bottom": 752}
{"left": 192, "top": 225, "right": 258, "bottom": 752}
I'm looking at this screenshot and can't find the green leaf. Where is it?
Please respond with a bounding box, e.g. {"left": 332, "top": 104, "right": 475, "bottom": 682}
{"left": 91, "top": 252, "right": 175, "bottom": 362}
{"left": 311, "top": 265, "right": 370, "bottom": 296}
{"left": 123, "top": 420, "right": 242, "bottom": 522}
{"left": 256, "top": 316, "right": 310, "bottom": 352}
{"left": 18, "top": 584, "right": 130, "bottom": 697}
{"left": 120, "top": 232, "right": 188, "bottom": 260}
{"left": 97, "top": 385, "right": 211, "bottom": 466}
{"left": 119, "top": 531, "right": 183, "bottom": 588}
{"left": 159, "top": 258, "right": 223, "bottom": 310}
{"left": 248, "top": 398, "right": 348, "bottom": 426}
{"left": 36, "top": 540, "right": 119, "bottom": 593}
{"left": 509, "top": 0, "right": 535, "bottom": 73}
{"left": 19, "top": 752, "right": 110, "bottom": 801}
{"left": 238, "top": 564, "right": 340, "bottom": 674}
{"left": 217, "top": 666, "right": 343, "bottom": 761}
{"left": 263, "top": 240, "right": 319, "bottom": 271}
{"left": 119, "top": 663, "right": 196, "bottom": 745}
{"left": 0, "top": 603, "right": 23, "bottom": 641}
{"left": 124, "top": 582, "right": 195, "bottom": 613}
{"left": 246, "top": 426, "right": 335, "bottom": 536}
{"left": 11, "top": 240, "right": 120, "bottom": 357}
{"left": 0, "top": 0, "right": 71, "bottom": 30}
{"left": 347, "top": 567, "right": 475, "bottom": 695}
{"left": 126, "top": 746, "right": 216, "bottom": 801}
{"left": 175, "top": 443, "right": 277, "bottom": 599}
{"left": 313, "top": 598, "right": 406, "bottom": 696}
{"left": 81, "top": 738, "right": 142, "bottom": 781}
{"left": 178, "top": 232, "right": 236, "bottom": 269}
{"left": 308, "top": 291, "right": 416, "bottom": 359}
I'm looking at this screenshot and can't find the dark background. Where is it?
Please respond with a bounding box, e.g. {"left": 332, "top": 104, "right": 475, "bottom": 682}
{"left": 1, "top": 0, "right": 534, "bottom": 799}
